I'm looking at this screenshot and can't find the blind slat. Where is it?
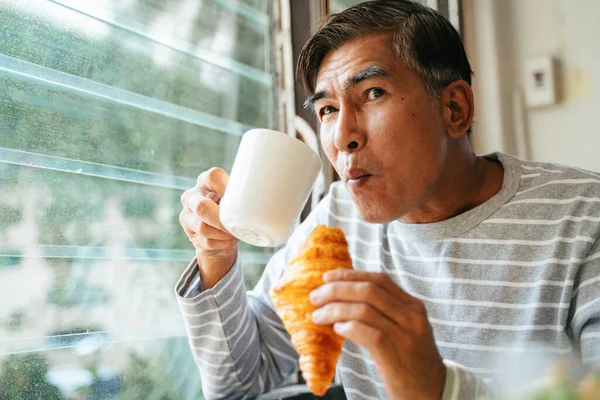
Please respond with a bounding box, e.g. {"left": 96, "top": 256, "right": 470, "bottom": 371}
{"left": 49, "top": 0, "right": 272, "bottom": 82}
{"left": 208, "top": 0, "right": 269, "bottom": 26}
{"left": 0, "top": 330, "right": 188, "bottom": 356}
{"left": 0, "top": 147, "right": 196, "bottom": 191}
{"left": 0, "top": 54, "right": 252, "bottom": 137}
{"left": 0, "top": 245, "right": 273, "bottom": 264}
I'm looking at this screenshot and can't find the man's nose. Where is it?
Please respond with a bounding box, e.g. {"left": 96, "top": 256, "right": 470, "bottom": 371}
{"left": 333, "top": 108, "right": 365, "bottom": 153}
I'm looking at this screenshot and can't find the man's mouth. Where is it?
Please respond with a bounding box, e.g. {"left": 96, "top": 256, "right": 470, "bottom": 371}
{"left": 345, "top": 168, "right": 372, "bottom": 190}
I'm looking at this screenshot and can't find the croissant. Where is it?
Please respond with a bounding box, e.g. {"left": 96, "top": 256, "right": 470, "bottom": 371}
{"left": 269, "top": 225, "right": 353, "bottom": 396}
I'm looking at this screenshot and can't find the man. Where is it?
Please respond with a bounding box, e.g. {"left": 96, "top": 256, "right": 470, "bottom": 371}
{"left": 177, "top": 1, "right": 600, "bottom": 399}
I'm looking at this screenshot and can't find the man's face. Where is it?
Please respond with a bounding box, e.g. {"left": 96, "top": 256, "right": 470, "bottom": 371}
{"left": 310, "top": 34, "right": 450, "bottom": 224}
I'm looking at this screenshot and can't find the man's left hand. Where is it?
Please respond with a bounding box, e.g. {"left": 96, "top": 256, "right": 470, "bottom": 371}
{"left": 310, "top": 269, "right": 446, "bottom": 400}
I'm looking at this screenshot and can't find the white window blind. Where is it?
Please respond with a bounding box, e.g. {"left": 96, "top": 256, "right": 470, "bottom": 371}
{"left": 0, "top": 0, "right": 278, "bottom": 398}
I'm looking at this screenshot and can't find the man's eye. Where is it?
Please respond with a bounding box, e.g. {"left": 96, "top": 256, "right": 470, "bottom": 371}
{"left": 367, "top": 88, "right": 385, "bottom": 100}
{"left": 320, "top": 105, "right": 338, "bottom": 117}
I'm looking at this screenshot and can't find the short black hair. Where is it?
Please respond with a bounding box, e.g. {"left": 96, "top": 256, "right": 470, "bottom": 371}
{"left": 297, "top": 0, "right": 473, "bottom": 98}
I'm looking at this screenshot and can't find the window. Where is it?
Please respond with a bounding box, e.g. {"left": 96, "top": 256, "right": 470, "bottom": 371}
{"left": 327, "top": 0, "right": 461, "bottom": 32}
{"left": 0, "top": 0, "right": 278, "bottom": 398}
{"left": 328, "top": 0, "right": 369, "bottom": 13}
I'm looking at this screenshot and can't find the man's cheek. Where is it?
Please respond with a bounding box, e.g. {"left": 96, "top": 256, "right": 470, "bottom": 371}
{"left": 321, "top": 139, "right": 339, "bottom": 167}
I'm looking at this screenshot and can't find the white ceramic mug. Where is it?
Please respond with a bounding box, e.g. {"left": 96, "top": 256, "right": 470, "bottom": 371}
{"left": 219, "top": 129, "right": 323, "bottom": 247}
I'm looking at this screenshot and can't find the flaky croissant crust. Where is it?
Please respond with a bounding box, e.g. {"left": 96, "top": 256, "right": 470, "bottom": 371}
{"left": 270, "top": 225, "right": 353, "bottom": 396}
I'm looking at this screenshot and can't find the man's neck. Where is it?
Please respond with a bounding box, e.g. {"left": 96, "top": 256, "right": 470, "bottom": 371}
{"left": 398, "top": 150, "right": 504, "bottom": 224}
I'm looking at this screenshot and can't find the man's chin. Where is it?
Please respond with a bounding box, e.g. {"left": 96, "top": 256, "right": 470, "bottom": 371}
{"left": 347, "top": 190, "right": 400, "bottom": 223}
{"left": 354, "top": 203, "right": 395, "bottom": 224}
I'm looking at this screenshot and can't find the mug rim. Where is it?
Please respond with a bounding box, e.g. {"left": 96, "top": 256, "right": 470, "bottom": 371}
{"left": 243, "top": 128, "right": 322, "bottom": 160}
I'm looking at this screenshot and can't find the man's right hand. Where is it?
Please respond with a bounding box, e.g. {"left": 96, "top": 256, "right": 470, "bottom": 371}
{"left": 180, "top": 168, "right": 239, "bottom": 289}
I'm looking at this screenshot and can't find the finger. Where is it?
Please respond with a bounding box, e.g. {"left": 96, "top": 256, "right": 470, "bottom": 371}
{"left": 310, "top": 284, "right": 416, "bottom": 330}
{"left": 323, "top": 269, "right": 422, "bottom": 309}
{"left": 332, "top": 321, "right": 396, "bottom": 359}
{"left": 181, "top": 209, "right": 237, "bottom": 249}
{"left": 197, "top": 220, "right": 235, "bottom": 240}
{"left": 312, "top": 302, "right": 402, "bottom": 332}
{"left": 179, "top": 208, "right": 196, "bottom": 238}
{"left": 181, "top": 208, "right": 234, "bottom": 240}
{"left": 197, "top": 168, "right": 229, "bottom": 202}
{"left": 186, "top": 191, "right": 228, "bottom": 233}
{"left": 181, "top": 187, "right": 195, "bottom": 207}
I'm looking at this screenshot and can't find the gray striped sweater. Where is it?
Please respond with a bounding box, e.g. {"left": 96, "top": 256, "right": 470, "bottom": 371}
{"left": 175, "top": 152, "right": 600, "bottom": 399}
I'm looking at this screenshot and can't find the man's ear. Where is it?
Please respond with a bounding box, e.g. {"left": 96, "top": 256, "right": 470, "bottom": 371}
{"left": 440, "top": 80, "right": 474, "bottom": 139}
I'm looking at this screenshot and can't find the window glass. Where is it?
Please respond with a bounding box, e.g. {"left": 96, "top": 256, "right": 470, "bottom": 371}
{"left": 328, "top": 0, "right": 368, "bottom": 13}
{"left": 328, "top": 0, "right": 429, "bottom": 14}
{"left": 0, "top": 0, "right": 275, "bottom": 398}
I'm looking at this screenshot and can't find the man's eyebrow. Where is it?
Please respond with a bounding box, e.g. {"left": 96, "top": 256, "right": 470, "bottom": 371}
{"left": 343, "top": 65, "right": 391, "bottom": 90}
{"left": 303, "top": 90, "right": 331, "bottom": 110}
{"left": 303, "top": 66, "right": 390, "bottom": 111}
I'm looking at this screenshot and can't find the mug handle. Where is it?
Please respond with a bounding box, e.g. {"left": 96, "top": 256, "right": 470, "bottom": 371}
{"left": 294, "top": 115, "right": 327, "bottom": 211}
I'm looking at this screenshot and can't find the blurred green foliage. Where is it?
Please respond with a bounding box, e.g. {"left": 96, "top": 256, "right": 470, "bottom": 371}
{"left": 0, "top": 354, "right": 64, "bottom": 400}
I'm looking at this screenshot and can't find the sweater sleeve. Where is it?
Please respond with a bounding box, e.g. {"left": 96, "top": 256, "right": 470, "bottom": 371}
{"left": 174, "top": 252, "right": 294, "bottom": 399}
{"left": 568, "top": 238, "right": 600, "bottom": 368}
{"left": 174, "top": 196, "right": 331, "bottom": 399}
{"left": 441, "top": 360, "right": 491, "bottom": 400}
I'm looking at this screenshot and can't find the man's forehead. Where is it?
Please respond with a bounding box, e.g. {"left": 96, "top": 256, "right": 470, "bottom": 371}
{"left": 314, "top": 34, "right": 394, "bottom": 84}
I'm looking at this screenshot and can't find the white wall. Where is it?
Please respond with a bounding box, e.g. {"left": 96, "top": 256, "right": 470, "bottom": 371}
{"left": 465, "top": 0, "right": 600, "bottom": 171}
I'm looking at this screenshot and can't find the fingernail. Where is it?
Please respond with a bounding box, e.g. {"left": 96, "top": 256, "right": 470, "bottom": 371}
{"left": 309, "top": 290, "right": 320, "bottom": 305}
{"left": 323, "top": 270, "right": 338, "bottom": 282}
{"left": 333, "top": 322, "right": 349, "bottom": 334}
{"left": 312, "top": 309, "right": 324, "bottom": 323}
